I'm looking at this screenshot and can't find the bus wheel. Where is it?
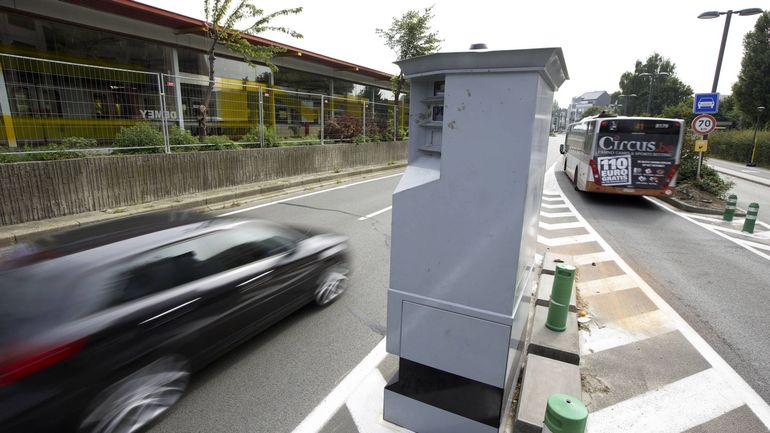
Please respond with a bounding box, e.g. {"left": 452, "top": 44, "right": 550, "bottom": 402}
{"left": 573, "top": 168, "right": 580, "bottom": 191}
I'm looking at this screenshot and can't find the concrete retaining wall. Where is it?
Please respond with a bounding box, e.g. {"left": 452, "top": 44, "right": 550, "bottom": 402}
{"left": 0, "top": 141, "right": 406, "bottom": 225}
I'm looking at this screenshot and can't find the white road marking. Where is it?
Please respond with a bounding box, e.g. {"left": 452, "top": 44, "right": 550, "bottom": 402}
{"left": 579, "top": 309, "right": 677, "bottom": 356}
{"left": 540, "top": 203, "right": 569, "bottom": 209}
{"left": 587, "top": 368, "right": 744, "bottom": 433}
{"left": 571, "top": 251, "right": 614, "bottom": 266}
{"left": 290, "top": 339, "right": 388, "bottom": 433}
{"left": 741, "top": 239, "right": 770, "bottom": 252}
{"left": 539, "top": 221, "right": 586, "bottom": 230}
{"left": 688, "top": 214, "right": 726, "bottom": 223}
{"left": 542, "top": 196, "right": 564, "bottom": 202}
{"left": 218, "top": 172, "right": 402, "bottom": 217}
{"left": 539, "top": 211, "right": 575, "bottom": 218}
{"left": 537, "top": 234, "right": 596, "bottom": 246}
{"left": 549, "top": 165, "right": 770, "bottom": 427}
{"left": 646, "top": 197, "right": 770, "bottom": 261}
{"left": 358, "top": 206, "right": 393, "bottom": 221}
{"left": 577, "top": 274, "right": 638, "bottom": 297}
{"left": 346, "top": 369, "right": 410, "bottom": 433}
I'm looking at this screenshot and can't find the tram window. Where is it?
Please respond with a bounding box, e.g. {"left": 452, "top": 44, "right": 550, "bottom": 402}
{"left": 11, "top": 87, "right": 36, "bottom": 115}
{"left": 40, "top": 89, "right": 63, "bottom": 117}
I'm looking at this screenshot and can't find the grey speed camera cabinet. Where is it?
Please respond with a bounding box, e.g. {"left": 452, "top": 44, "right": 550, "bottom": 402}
{"left": 383, "top": 48, "right": 568, "bottom": 433}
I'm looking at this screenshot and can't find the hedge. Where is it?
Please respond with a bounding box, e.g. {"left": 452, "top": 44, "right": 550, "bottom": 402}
{"left": 707, "top": 129, "right": 770, "bottom": 168}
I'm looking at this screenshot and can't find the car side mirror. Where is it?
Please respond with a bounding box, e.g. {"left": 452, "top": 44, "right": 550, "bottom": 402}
{"left": 559, "top": 144, "right": 566, "bottom": 154}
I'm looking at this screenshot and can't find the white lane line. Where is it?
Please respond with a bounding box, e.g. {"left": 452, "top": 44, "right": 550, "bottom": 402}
{"left": 580, "top": 309, "right": 677, "bottom": 356}
{"left": 539, "top": 221, "right": 586, "bottom": 230}
{"left": 218, "top": 172, "right": 402, "bottom": 217}
{"left": 550, "top": 166, "right": 770, "bottom": 426}
{"left": 290, "top": 339, "right": 388, "bottom": 433}
{"left": 571, "top": 251, "right": 614, "bottom": 266}
{"left": 358, "top": 206, "right": 393, "bottom": 221}
{"left": 587, "top": 368, "right": 744, "bottom": 433}
{"left": 346, "top": 369, "right": 411, "bottom": 433}
{"left": 646, "top": 197, "right": 770, "bottom": 261}
{"left": 537, "top": 234, "right": 596, "bottom": 247}
{"left": 741, "top": 239, "right": 770, "bottom": 252}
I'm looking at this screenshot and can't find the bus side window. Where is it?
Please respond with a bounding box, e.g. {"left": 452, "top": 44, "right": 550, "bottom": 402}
{"left": 584, "top": 121, "right": 595, "bottom": 153}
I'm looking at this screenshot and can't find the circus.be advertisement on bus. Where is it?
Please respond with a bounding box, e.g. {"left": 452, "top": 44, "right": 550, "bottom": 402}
{"left": 595, "top": 133, "right": 678, "bottom": 188}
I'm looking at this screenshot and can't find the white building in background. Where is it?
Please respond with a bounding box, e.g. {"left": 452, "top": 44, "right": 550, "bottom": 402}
{"left": 567, "top": 91, "right": 611, "bottom": 123}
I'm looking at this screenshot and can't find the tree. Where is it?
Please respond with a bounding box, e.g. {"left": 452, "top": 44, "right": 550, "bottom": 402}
{"left": 732, "top": 11, "right": 770, "bottom": 128}
{"left": 376, "top": 7, "right": 441, "bottom": 139}
{"left": 199, "top": 0, "right": 302, "bottom": 139}
{"left": 617, "top": 53, "right": 693, "bottom": 116}
{"left": 580, "top": 106, "right": 604, "bottom": 118}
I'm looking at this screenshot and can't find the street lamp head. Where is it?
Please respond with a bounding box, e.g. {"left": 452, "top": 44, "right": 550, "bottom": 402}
{"left": 759, "top": 106, "right": 766, "bottom": 112}
{"left": 738, "top": 8, "right": 763, "bottom": 16}
{"left": 698, "top": 11, "right": 721, "bottom": 19}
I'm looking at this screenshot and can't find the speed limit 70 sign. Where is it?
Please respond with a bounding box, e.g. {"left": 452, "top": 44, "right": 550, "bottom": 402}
{"left": 691, "top": 114, "right": 717, "bottom": 135}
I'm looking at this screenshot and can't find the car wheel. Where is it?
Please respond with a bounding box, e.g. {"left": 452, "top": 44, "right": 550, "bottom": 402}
{"left": 315, "top": 263, "right": 349, "bottom": 306}
{"left": 79, "top": 356, "right": 190, "bottom": 433}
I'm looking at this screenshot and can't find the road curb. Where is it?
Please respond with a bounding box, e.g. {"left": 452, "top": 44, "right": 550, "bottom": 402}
{"left": 0, "top": 163, "right": 405, "bottom": 247}
{"left": 515, "top": 254, "right": 581, "bottom": 433}
{"left": 659, "top": 196, "right": 746, "bottom": 217}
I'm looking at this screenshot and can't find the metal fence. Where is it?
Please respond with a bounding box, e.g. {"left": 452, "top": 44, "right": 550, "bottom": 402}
{"left": 0, "top": 53, "right": 408, "bottom": 154}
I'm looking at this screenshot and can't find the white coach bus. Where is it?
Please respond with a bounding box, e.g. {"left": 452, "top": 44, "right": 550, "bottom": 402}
{"left": 560, "top": 115, "right": 685, "bottom": 197}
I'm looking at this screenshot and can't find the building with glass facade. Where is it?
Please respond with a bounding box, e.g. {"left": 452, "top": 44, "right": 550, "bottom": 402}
{"left": 0, "top": 0, "right": 404, "bottom": 146}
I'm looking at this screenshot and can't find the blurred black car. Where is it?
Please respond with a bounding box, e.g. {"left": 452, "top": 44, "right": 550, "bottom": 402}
{"left": 0, "top": 211, "right": 350, "bottom": 433}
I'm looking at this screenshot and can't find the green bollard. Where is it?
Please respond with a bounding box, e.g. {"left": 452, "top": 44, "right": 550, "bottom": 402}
{"left": 723, "top": 194, "right": 738, "bottom": 221}
{"left": 546, "top": 263, "right": 576, "bottom": 332}
{"left": 543, "top": 394, "right": 588, "bottom": 433}
{"left": 742, "top": 203, "right": 759, "bottom": 234}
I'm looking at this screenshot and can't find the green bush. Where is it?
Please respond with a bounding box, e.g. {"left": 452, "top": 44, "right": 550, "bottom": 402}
{"left": 62, "top": 137, "right": 98, "bottom": 148}
{"left": 239, "top": 126, "right": 278, "bottom": 148}
{"left": 168, "top": 125, "right": 197, "bottom": 146}
{"left": 677, "top": 136, "right": 734, "bottom": 198}
{"left": 707, "top": 129, "right": 770, "bottom": 168}
{"left": 0, "top": 144, "right": 86, "bottom": 164}
{"left": 114, "top": 123, "right": 164, "bottom": 153}
{"left": 200, "top": 135, "right": 241, "bottom": 151}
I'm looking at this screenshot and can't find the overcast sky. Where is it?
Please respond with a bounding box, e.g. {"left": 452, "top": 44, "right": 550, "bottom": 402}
{"left": 139, "top": 0, "right": 762, "bottom": 108}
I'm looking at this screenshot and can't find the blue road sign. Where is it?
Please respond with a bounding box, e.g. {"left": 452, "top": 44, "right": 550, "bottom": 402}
{"left": 693, "top": 93, "right": 719, "bottom": 114}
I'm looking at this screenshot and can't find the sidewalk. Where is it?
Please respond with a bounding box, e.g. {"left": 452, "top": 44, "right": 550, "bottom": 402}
{"left": 537, "top": 167, "right": 770, "bottom": 432}
{"left": 0, "top": 163, "right": 405, "bottom": 247}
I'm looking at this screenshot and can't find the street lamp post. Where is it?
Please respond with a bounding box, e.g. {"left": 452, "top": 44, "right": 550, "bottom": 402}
{"left": 618, "top": 94, "right": 637, "bottom": 116}
{"left": 638, "top": 69, "right": 668, "bottom": 115}
{"left": 748, "top": 106, "right": 766, "bottom": 167}
{"left": 697, "top": 8, "right": 763, "bottom": 178}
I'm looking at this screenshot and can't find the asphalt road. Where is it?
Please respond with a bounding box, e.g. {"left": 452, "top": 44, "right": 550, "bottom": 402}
{"left": 550, "top": 139, "right": 770, "bottom": 402}
{"left": 149, "top": 173, "right": 401, "bottom": 433}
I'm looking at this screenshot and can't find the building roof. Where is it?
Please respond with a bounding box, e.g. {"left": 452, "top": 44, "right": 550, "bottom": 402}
{"left": 578, "top": 91, "right": 609, "bottom": 102}
{"left": 61, "top": 0, "right": 392, "bottom": 81}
